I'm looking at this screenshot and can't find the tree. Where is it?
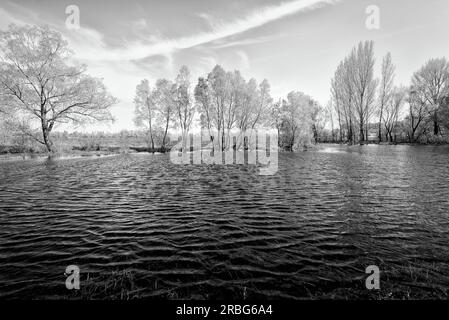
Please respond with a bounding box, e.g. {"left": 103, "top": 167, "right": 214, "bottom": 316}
{"left": 0, "top": 24, "right": 117, "bottom": 152}
{"left": 440, "top": 96, "right": 449, "bottom": 131}
{"left": 224, "top": 71, "right": 244, "bottom": 149}
{"left": 330, "top": 70, "right": 344, "bottom": 142}
{"left": 134, "top": 79, "right": 156, "bottom": 150}
{"left": 279, "top": 91, "right": 315, "bottom": 150}
{"left": 406, "top": 87, "right": 427, "bottom": 142}
{"left": 235, "top": 77, "right": 257, "bottom": 148}
{"left": 194, "top": 65, "right": 271, "bottom": 151}
{"left": 173, "top": 66, "right": 195, "bottom": 151}
{"left": 311, "top": 102, "right": 326, "bottom": 144}
{"left": 325, "top": 100, "right": 336, "bottom": 142}
{"left": 411, "top": 57, "right": 449, "bottom": 135}
{"left": 330, "top": 41, "right": 378, "bottom": 144}
{"left": 383, "top": 86, "right": 406, "bottom": 142}
{"left": 250, "top": 79, "right": 272, "bottom": 129}
{"left": 268, "top": 99, "right": 283, "bottom": 145}
{"left": 206, "top": 65, "right": 227, "bottom": 151}
{"left": 154, "top": 78, "right": 174, "bottom": 151}
{"left": 350, "top": 41, "right": 377, "bottom": 143}
{"left": 364, "top": 76, "right": 378, "bottom": 141}
{"left": 331, "top": 57, "right": 356, "bottom": 143}
{"left": 377, "top": 53, "right": 395, "bottom": 142}
{"left": 194, "top": 77, "right": 214, "bottom": 146}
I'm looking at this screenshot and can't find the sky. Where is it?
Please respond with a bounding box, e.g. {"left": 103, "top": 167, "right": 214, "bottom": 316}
{"left": 1, "top": 0, "right": 448, "bottom": 132}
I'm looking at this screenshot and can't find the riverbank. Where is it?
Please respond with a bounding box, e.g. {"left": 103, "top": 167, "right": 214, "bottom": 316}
{"left": 317, "top": 140, "right": 449, "bottom": 146}
{"left": 0, "top": 145, "right": 172, "bottom": 162}
{"left": 2, "top": 141, "right": 448, "bottom": 162}
{"left": 0, "top": 150, "right": 121, "bottom": 162}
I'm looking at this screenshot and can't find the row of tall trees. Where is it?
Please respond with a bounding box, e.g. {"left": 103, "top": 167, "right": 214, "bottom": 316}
{"left": 330, "top": 40, "right": 378, "bottom": 144}
{"left": 329, "top": 40, "right": 449, "bottom": 144}
{"left": 133, "top": 66, "right": 195, "bottom": 151}
{"left": 194, "top": 65, "right": 272, "bottom": 151}
{"left": 135, "top": 64, "right": 324, "bottom": 152}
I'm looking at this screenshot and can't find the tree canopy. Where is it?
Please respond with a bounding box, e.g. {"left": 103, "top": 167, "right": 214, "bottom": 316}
{"left": 0, "top": 24, "right": 117, "bottom": 152}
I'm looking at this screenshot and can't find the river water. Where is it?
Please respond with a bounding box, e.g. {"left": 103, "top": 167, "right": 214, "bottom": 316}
{"left": 1, "top": 145, "right": 449, "bottom": 299}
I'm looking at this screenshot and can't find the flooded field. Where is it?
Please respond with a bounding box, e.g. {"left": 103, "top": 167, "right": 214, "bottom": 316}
{"left": 1, "top": 145, "right": 449, "bottom": 299}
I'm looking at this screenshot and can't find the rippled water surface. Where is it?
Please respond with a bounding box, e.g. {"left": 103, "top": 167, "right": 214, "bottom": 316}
{"left": 1, "top": 145, "right": 449, "bottom": 299}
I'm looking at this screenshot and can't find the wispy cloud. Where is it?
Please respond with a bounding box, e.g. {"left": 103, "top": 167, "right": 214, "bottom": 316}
{"left": 0, "top": 0, "right": 340, "bottom": 62}
{"left": 72, "top": 0, "right": 340, "bottom": 61}
{"left": 0, "top": 0, "right": 342, "bottom": 131}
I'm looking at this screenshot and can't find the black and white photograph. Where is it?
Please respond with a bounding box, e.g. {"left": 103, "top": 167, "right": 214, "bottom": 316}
{"left": 0, "top": 0, "right": 449, "bottom": 311}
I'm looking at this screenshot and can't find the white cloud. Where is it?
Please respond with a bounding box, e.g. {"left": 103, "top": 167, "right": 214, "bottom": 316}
{"left": 0, "top": 0, "right": 340, "bottom": 63}
{"left": 0, "top": 0, "right": 341, "bottom": 132}
{"left": 69, "top": 0, "right": 340, "bottom": 61}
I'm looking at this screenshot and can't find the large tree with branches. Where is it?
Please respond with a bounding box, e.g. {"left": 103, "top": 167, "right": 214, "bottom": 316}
{"left": 411, "top": 57, "right": 449, "bottom": 136}
{"left": 0, "top": 24, "right": 117, "bottom": 152}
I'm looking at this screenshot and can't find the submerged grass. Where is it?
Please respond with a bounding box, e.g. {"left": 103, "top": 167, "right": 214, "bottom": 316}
{"left": 63, "top": 263, "right": 449, "bottom": 300}
{"left": 67, "top": 270, "right": 142, "bottom": 300}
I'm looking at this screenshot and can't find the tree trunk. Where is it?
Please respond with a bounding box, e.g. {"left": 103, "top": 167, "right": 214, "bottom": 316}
{"left": 41, "top": 116, "right": 53, "bottom": 153}
{"left": 42, "top": 127, "right": 53, "bottom": 152}
{"left": 359, "top": 121, "right": 364, "bottom": 144}
{"left": 148, "top": 120, "right": 154, "bottom": 153}
{"left": 365, "top": 123, "right": 369, "bottom": 142}
{"left": 162, "top": 116, "right": 170, "bottom": 152}
{"left": 433, "top": 114, "right": 439, "bottom": 135}
{"left": 410, "top": 130, "right": 415, "bottom": 143}
{"left": 348, "top": 117, "right": 353, "bottom": 144}
{"left": 312, "top": 124, "right": 318, "bottom": 144}
{"left": 337, "top": 114, "right": 342, "bottom": 142}
{"left": 378, "top": 109, "right": 383, "bottom": 142}
{"left": 181, "top": 130, "right": 188, "bottom": 152}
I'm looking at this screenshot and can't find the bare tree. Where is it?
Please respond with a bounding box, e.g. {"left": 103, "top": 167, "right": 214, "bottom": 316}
{"left": 134, "top": 79, "right": 156, "bottom": 150}
{"left": 223, "top": 71, "right": 242, "bottom": 149}
{"left": 206, "top": 65, "right": 227, "bottom": 151}
{"left": 250, "top": 79, "right": 272, "bottom": 129}
{"left": 350, "top": 41, "right": 377, "bottom": 143}
{"left": 194, "top": 77, "right": 214, "bottom": 147}
{"left": 377, "top": 53, "right": 395, "bottom": 142}
{"left": 311, "top": 102, "right": 326, "bottom": 144}
{"left": 195, "top": 65, "right": 271, "bottom": 151}
{"left": 235, "top": 78, "right": 257, "bottom": 149}
{"left": 330, "top": 73, "right": 343, "bottom": 142}
{"left": 154, "top": 79, "right": 174, "bottom": 151}
{"left": 331, "top": 58, "right": 355, "bottom": 143}
{"left": 440, "top": 96, "right": 449, "bottom": 131}
{"left": 364, "top": 77, "right": 378, "bottom": 141}
{"left": 411, "top": 57, "right": 449, "bottom": 135}
{"left": 383, "top": 86, "right": 406, "bottom": 142}
{"left": 268, "top": 98, "right": 283, "bottom": 145}
{"left": 325, "top": 100, "right": 336, "bottom": 142}
{"left": 406, "top": 87, "right": 427, "bottom": 142}
{"left": 173, "top": 66, "right": 195, "bottom": 151}
{"left": 0, "top": 24, "right": 117, "bottom": 152}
